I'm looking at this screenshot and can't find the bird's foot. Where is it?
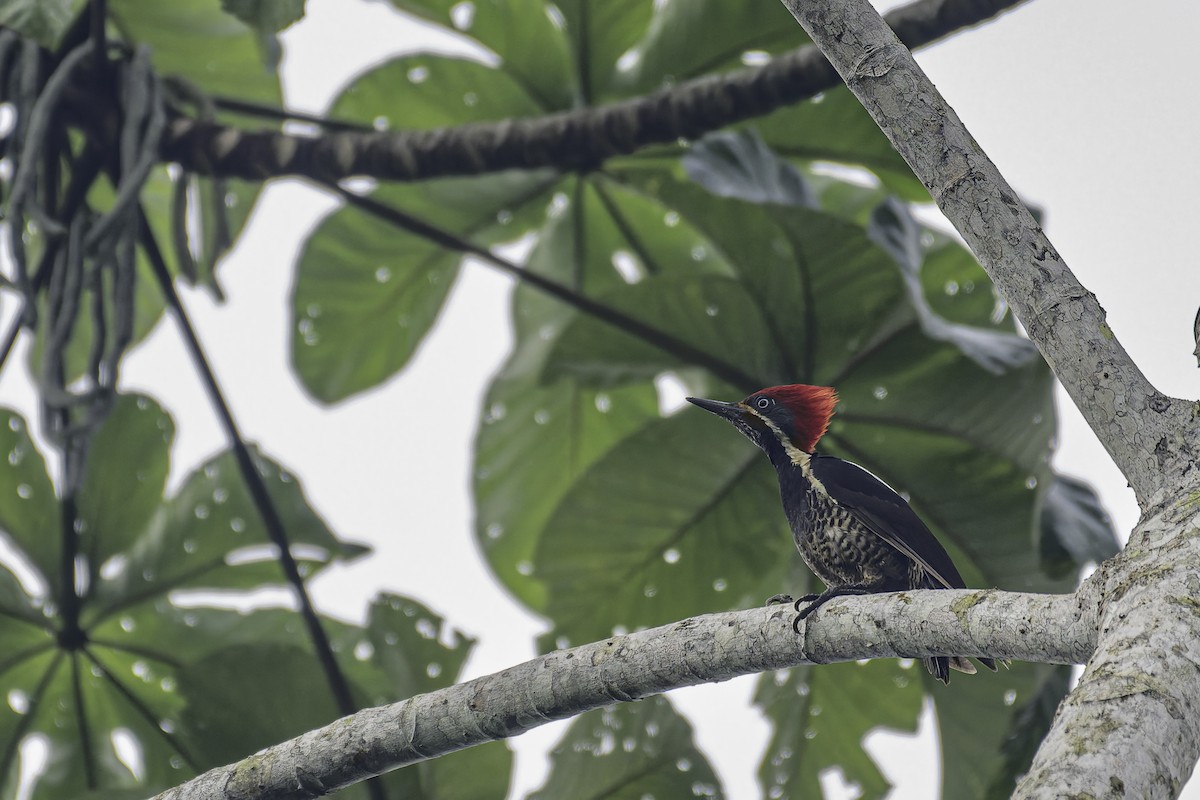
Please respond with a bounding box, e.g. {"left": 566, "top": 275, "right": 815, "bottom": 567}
{"left": 790, "top": 586, "right": 871, "bottom": 634}
{"left": 765, "top": 594, "right": 794, "bottom": 606}
{"left": 790, "top": 593, "right": 820, "bottom": 613}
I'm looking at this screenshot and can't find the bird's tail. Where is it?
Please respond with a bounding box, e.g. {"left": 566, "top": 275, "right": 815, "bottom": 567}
{"left": 918, "top": 573, "right": 1000, "bottom": 684}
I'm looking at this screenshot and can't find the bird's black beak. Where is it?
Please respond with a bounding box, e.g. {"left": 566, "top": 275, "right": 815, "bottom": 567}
{"left": 685, "top": 396, "right": 745, "bottom": 422}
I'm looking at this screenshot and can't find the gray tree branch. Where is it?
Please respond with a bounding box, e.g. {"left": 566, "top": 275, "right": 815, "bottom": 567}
{"left": 776, "top": 0, "right": 1186, "bottom": 508}
{"left": 151, "top": 589, "right": 1096, "bottom": 800}
{"left": 775, "top": 0, "right": 1200, "bottom": 796}
{"left": 156, "top": 0, "right": 1029, "bottom": 182}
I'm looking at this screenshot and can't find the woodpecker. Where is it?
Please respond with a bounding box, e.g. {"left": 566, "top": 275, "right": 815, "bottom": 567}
{"left": 687, "top": 384, "right": 995, "bottom": 684}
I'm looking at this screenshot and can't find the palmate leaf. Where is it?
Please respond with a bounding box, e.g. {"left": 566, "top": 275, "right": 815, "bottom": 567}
{"left": 534, "top": 407, "right": 791, "bottom": 647}
{"left": 473, "top": 175, "right": 712, "bottom": 613}
{"left": 174, "top": 594, "right": 510, "bottom": 799}
{"left": 0, "top": 395, "right": 382, "bottom": 798}
{"left": 498, "top": 172, "right": 1072, "bottom": 795}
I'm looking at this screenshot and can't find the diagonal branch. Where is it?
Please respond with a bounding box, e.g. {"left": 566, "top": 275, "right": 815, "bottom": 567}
{"left": 775, "top": 0, "right": 1182, "bottom": 507}
{"left": 137, "top": 212, "right": 359, "bottom": 714}
{"left": 773, "top": 1, "right": 1200, "bottom": 797}
{"left": 150, "top": 588, "right": 1098, "bottom": 800}
{"left": 157, "top": 0, "right": 1029, "bottom": 182}
{"left": 329, "top": 183, "right": 764, "bottom": 391}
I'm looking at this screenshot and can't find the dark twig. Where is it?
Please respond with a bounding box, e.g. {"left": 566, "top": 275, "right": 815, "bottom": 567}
{"left": 160, "top": 0, "right": 1029, "bottom": 182}
{"left": 328, "top": 182, "right": 763, "bottom": 392}
{"left": 136, "top": 210, "right": 363, "bottom": 725}
{"left": 209, "top": 94, "right": 374, "bottom": 133}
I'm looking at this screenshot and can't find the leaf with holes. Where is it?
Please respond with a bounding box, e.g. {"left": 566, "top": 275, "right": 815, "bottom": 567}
{"left": 755, "top": 661, "right": 922, "bottom": 800}
{"left": 529, "top": 696, "right": 722, "bottom": 800}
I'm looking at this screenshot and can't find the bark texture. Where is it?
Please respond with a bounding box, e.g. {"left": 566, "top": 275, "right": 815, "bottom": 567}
{"left": 777, "top": 0, "right": 1189, "bottom": 509}
{"left": 151, "top": 590, "right": 1094, "bottom": 800}
{"left": 776, "top": 0, "right": 1200, "bottom": 795}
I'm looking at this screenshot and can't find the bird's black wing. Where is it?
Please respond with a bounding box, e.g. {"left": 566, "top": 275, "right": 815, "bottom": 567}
{"left": 809, "top": 454, "right": 966, "bottom": 590}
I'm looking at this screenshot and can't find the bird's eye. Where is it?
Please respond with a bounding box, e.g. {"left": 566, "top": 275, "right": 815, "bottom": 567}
{"left": 755, "top": 397, "right": 772, "bottom": 409}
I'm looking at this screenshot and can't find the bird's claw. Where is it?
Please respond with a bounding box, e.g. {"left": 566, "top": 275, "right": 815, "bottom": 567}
{"left": 765, "top": 594, "right": 794, "bottom": 606}
{"left": 790, "top": 595, "right": 822, "bottom": 634}
{"left": 791, "top": 594, "right": 819, "bottom": 614}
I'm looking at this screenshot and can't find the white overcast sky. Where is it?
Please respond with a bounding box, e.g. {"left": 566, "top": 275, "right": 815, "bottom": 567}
{"left": 2, "top": 0, "right": 1199, "bottom": 797}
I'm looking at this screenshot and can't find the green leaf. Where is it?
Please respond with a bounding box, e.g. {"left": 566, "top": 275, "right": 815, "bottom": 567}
{"left": 755, "top": 88, "right": 926, "bottom": 199}
{"left": 535, "top": 407, "right": 792, "bottom": 646}
{"left": 614, "top": 0, "right": 809, "bottom": 97}
{"left": 868, "top": 197, "right": 1038, "bottom": 374}
{"left": 418, "top": 738, "right": 512, "bottom": 800}
{"left": 178, "top": 643, "right": 340, "bottom": 766}
{"left": 985, "top": 665, "right": 1072, "bottom": 799}
{"left": 293, "top": 54, "right": 561, "bottom": 402}
{"left": 78, "top": 394, "right": 173, "bottom": 571}
{"left": 530, "top": 697, "right": 722, "bottom": 799}
{"left": 380, "top": 0, "right": 574, "bottom": 111}
{"left": 0, "top": 408, "right": 58, "bottom": 595}
{"left": 473, "top": 178, "right": 662, "bottom": 611}
{"left": 1038, "top": 475, "right": 1119, "bottom": 578}
{"left": 0, "top": 0, "right": 85, "bottom": 49}
{"left": 683, "top": 130, "right": 816, "bottom": 207}
{"left": 367, "top": 593, "right": 473, "bottom": 699}
{"left": 755, "top": 661, "right": 922, "bottom": 800}
{"left": 474, "top": 377, "right": 657, "bottom": 612}
{"left": 109, "top": 0, "right": 281, "bottom": 105}
{"left": 934, "top": 662, "right": 1070, "bottom": 800}
{"left": 332, "top": 54, "right": 547, "bottom": 130}
{"left": 89, "top": 443, "right": 365, "bottom": 613}
{"left": 555, "top": 0, "right": 653, "bottom": 102}
{"left": 220, "top": 0, "right": 304, "bottom": 33}
{"left": 546, "top": 273, "right": 785, "bottom": 387}
{"left": 291, "top": 170, "right": 556, "bottom": 403}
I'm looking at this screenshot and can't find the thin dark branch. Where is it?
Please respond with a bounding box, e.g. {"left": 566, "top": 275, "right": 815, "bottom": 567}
{"left": 138, "top": 208, "right": 389, "bottom": 800}
{"left": 89, "top": 0, "right": 107, "bottom": 73}
{"left": 136, "top": 210, "right": 357, "bottom": 715}
{"left": 70, "top": 653, "right": 99, "bottom": 788}
{"left": 57, "top": 492, "right": 85, "bottom": 646}
{"left": 159, "top": 0, "right": 1029, "bottom": 182}
{"left": 209, "top": 95, "right": 374, "bottom": 133}
{"left": 328, "top": 182, "right": 764, "bottom": 392}
{"left": 0, "top": 651, "right": 63, "bottom": 784}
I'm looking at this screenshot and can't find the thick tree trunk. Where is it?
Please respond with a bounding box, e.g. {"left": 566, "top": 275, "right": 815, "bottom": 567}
{"left": 776, "top": 0, "right": 1200, "bottom": 796}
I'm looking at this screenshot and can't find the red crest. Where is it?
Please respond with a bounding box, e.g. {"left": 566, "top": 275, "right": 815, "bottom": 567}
{"left": 754, "top": 384, "right": 838, "bottom": 453}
